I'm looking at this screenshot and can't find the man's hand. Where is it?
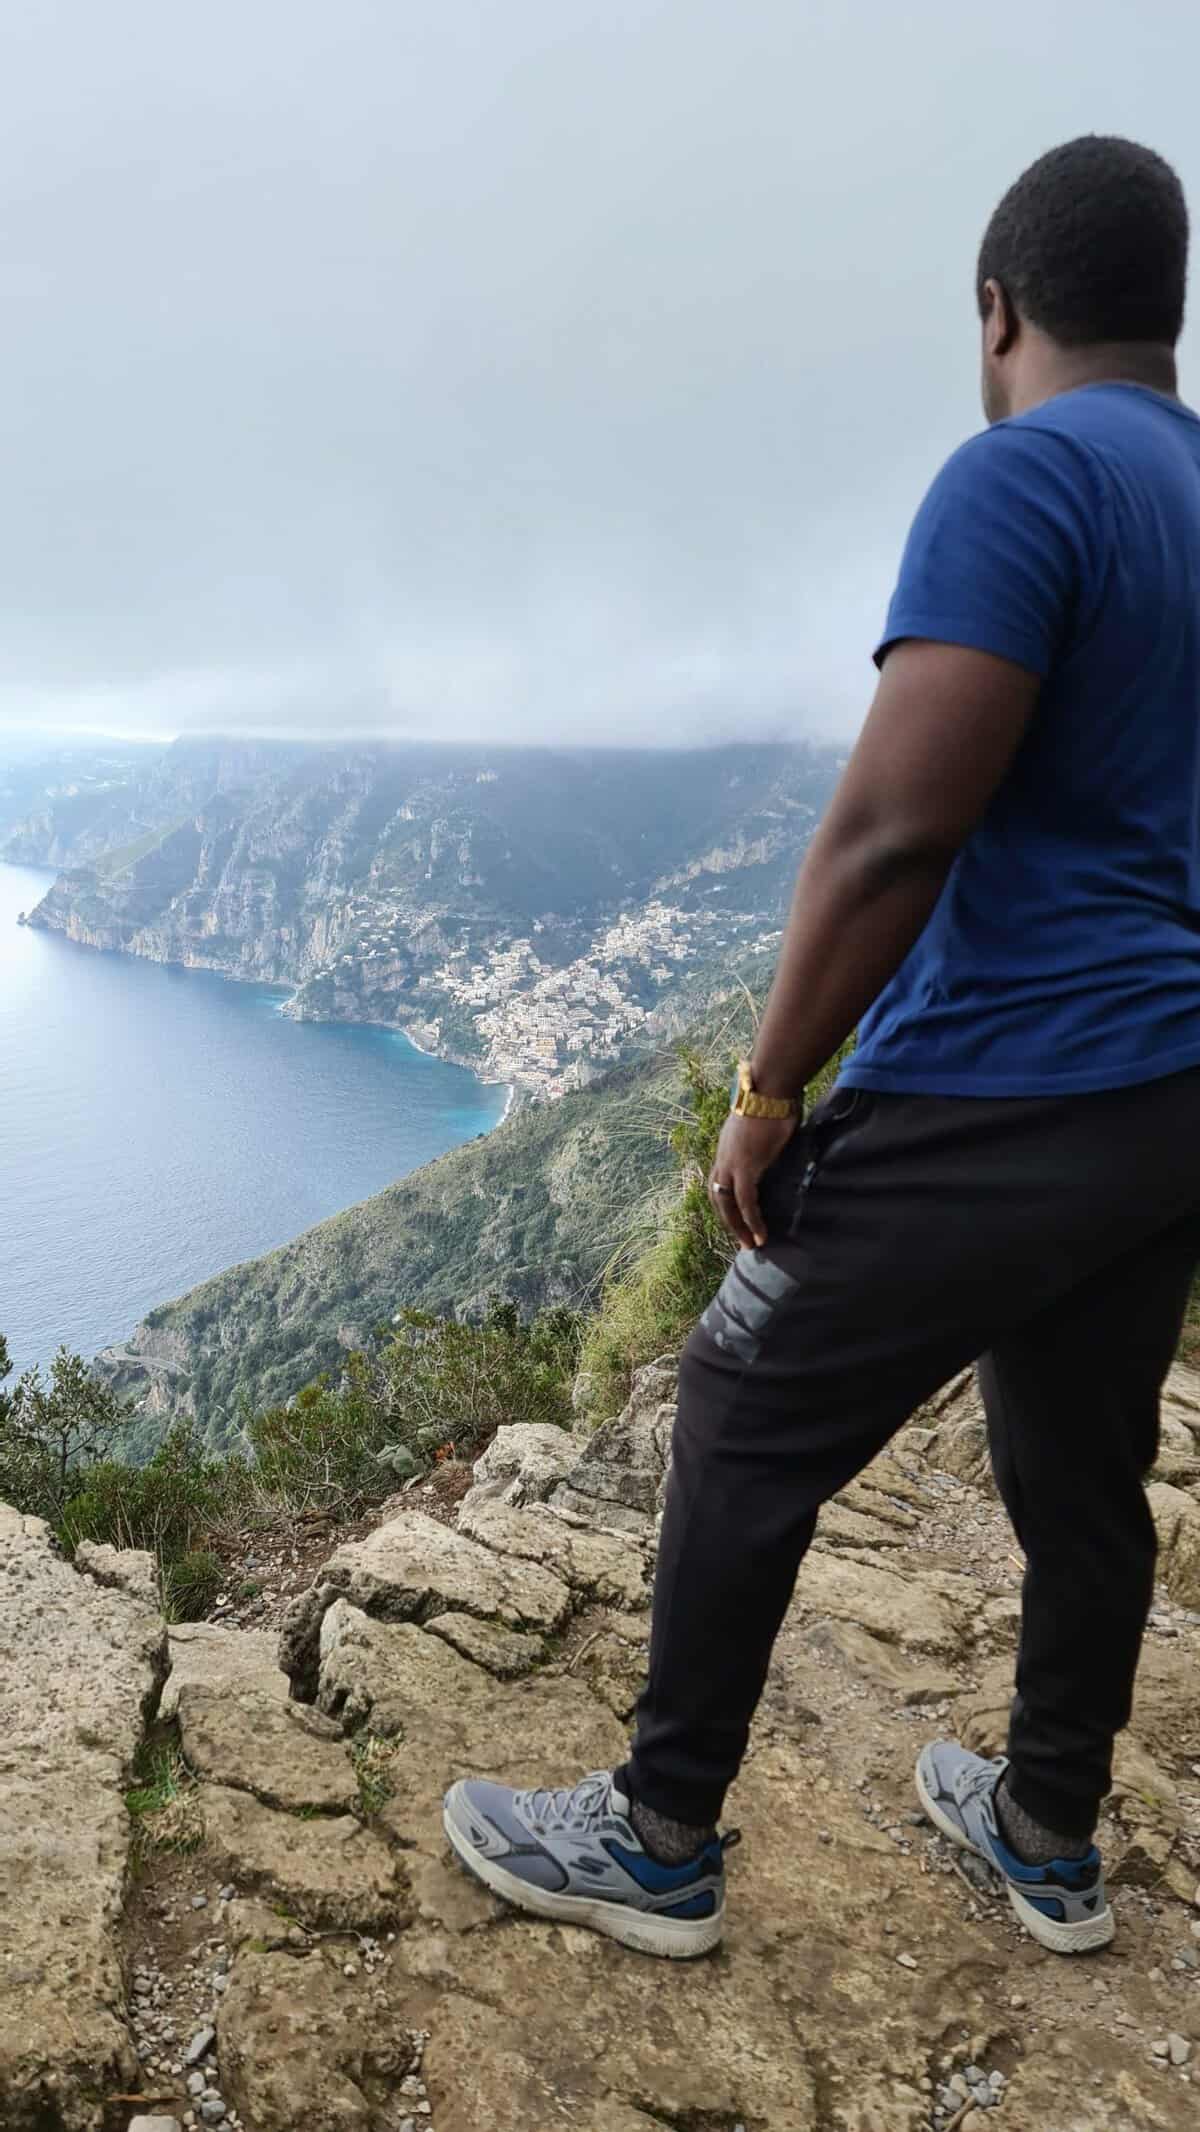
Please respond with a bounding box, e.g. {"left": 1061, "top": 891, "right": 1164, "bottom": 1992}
{"left": 709, "top": 1111, "right": 798, "bottom": 1251}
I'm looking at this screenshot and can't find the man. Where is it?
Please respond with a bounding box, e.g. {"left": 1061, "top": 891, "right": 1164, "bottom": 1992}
{"left": 445, "top": 135, "right": 1200, "bottom": 1960}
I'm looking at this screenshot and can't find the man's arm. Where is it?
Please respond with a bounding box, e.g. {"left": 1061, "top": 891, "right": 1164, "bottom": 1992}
{"left": 712, "top": 638, "right": 1041, "bottom": 1248}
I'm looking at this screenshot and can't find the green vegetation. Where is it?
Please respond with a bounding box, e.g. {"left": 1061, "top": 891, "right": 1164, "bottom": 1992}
{"left": 0, "top": 1345, "right": 129, "bottom": 1527}
{"left": 352, "top": 1733, "right": 398, "bottom": 1816}
{"left": 578, "top": 1028, "right": 855, "bottom": 1419}
{"left": 93, "top": 818, "right": 187, "bottom": 876}
{"left": 246, "top": 1298, "right": 581, "bottom": 1512}
{"left": 125, "top": 1738, "right": 202, "bottom": 1856}
{"left": 0, "top": 978, "right": 865, "bottom": 1637}
{"left": 114, "top": 1035, "right": 694, "bottom": 1447}
{"left": 0, "top": 1301, "right": 583, "bottom": 1610}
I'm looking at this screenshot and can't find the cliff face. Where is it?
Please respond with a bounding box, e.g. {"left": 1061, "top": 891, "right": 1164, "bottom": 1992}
{"left": 96, "top": 1038, "right": 687, "bottom": 1450}
{"left": 22, "top": 735, "right": 842, "bottom": 1090}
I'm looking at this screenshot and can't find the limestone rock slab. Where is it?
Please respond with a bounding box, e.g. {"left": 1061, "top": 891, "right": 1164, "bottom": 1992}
{"left": 160, "top": 1619, "right": 290, "bottom": 1720}
{"left": 177, "top": 1685, "right": 357, "bottom": 1812}
{"left": 815, "top": 1499, "right": 908, "bottom": 1551}
{"left": 1148, "top": 1480, "right": 1200, "bottom": 1605}
{"left": 550, "top": 1360, "right": 675, "bottom": 1533}
{"left": 200, "top": 1783, "right": 407, "bottom": 1931}
{"left": 280, "top": 1509, "right": 571, "bottom": 1699}
{"left": 74, "top": 1538, "right": 159, "bottom": 1608}
{"left": 218, "top": 1944, "right": 422, "bottom": 2132}
{"left": 0, "top": 1503, "right": 167, "bottom": 2131}
{"left": 470, "top": 1421, "right": 577, "bottom": 1504}
{"left": 457, "top": 1493, "right": 651, "bottom": 1610}
{"left": 793, "top": 1547, "right": 971, "bottom": 1655}
{"left": 425, "top": 1610, "right": 545, "bottom": 1677}
{"left": 913, "top": 1368, "right": 997, "bottom": 1495}
{"left": 317, "top": 1601, "right": 497, "bottom": 1734}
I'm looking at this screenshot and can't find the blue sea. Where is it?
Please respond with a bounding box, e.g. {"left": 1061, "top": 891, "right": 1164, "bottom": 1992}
{"left": 0, "top": 861, "right": 506, "bottom": 1376}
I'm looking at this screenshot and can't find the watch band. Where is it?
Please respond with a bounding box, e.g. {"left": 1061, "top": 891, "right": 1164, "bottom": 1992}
{"left": 731, "top": 1059, "right": 800, "bottom": 1120}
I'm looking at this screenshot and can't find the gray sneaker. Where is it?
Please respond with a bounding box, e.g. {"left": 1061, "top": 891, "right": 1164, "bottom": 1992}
{"left": 442, "top": 1770, "right": 734, "bottom": 1959}
{"left": 916, "top": 1741, "right": 1114, "bottom": 1955}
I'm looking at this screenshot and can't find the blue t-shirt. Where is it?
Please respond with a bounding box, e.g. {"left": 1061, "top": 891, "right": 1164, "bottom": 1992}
{"left": 842, "top": 383, "right": 1200, "bottom": 1097}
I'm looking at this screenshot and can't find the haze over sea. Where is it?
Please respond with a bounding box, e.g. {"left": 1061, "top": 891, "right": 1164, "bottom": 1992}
{"left": 0, "top": 860, "right": 505, "bottom": 1377}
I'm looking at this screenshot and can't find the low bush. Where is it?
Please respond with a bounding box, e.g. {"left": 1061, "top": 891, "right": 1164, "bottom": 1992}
{"left": 247, "top": 1298, "right": 582, "bottom": 1511}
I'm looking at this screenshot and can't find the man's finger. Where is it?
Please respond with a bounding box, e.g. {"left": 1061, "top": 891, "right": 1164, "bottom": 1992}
{"left": 710, "top": 1174, "right": 755, "bottom": 1250}
{"left": 730, "top": 1166, "right": 767, "bottom": 1251}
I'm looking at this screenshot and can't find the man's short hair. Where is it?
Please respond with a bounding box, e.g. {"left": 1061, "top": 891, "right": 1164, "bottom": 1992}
{"left": 977, "top": 135, "right": 1188, "bottom": 348}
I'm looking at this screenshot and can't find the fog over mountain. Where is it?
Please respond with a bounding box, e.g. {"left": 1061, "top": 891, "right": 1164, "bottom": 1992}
{"left": 3, "top": 2, "right": 1198, "bottom": 746}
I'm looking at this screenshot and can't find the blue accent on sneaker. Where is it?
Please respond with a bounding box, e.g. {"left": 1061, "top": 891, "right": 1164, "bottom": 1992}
{"left": 915, "top": 1741, "right": 1114, "bottom": 1956}
{"left": 442, "top": 1769, "right": 732, "bottom": 1960}
{"left": 601, "top": 1835, "right": 725, "bottom": 1894}
{"left": 660, "top": 1890, "right": 719, "bottom": 1920}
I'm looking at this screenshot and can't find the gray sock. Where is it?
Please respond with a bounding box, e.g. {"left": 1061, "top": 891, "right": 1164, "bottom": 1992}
{"left": 631, "top": 1796, "right": 715, "bottom": 1865}
{"left": 995, "top": 1771, "right": 1091, "bottom": 1865}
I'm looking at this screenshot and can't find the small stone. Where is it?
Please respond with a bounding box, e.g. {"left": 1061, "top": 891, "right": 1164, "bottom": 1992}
{"left": 184, "top": 2027, "right": 217, "bottom": 2068}
{"left": 896, "top": 1951, "right": 918, "bottom": 1970}
{"left": 191, "top": 1894, "right": 208, "bottom": 1910}
{"left": 1151, "top": 2039, "right": 1170, "bottom": 2059}
{"left": 343, "top": 1961, "right": 358, "bottom": 1977}
{"left": 1169, "top": 2033, "right": 1192, "bottom": 2067}
{"left": 128, "top": 2119, "right": 183, "bottom": 2132}
{"left": 199, "top": 2103, "right": 226, "bottom": 2127}
{"left": 219, "top": 1884, "right": 236, "bottom": 1901}
{"left": 187, "top": 2072, "right": 206, "bottom": 2097}
{"left": 1009, "top": 1992, "right": 1026, "bottom": 2009}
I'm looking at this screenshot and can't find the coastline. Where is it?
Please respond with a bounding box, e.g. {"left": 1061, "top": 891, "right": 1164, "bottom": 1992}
{"left": 21, "top": 876, "right": 529, "bottom": 1124}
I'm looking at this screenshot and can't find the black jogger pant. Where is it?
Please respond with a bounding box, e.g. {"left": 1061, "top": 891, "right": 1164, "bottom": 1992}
{"left": 626, "top": 1071, "right": 1200, "bottom": 1839}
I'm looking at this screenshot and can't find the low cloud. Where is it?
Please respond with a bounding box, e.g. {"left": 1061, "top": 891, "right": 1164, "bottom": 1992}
{"left": 2, "top": 2, "right": 1196, "bottom": 745}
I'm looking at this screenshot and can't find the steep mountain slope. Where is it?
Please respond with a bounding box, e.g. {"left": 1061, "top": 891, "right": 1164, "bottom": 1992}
{"left": 98, "top": 1035, "right": 697, "bottom": 1449}
{"left": 22, "top": 734, "right": 840, "bottom": 1091}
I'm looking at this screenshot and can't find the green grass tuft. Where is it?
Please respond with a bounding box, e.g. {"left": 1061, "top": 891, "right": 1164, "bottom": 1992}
{"left": 125, "top": 1739, "right": 202, "bottom": 1855}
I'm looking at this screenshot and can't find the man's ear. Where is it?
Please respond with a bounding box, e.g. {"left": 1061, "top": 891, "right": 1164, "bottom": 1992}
{"left": 981, "top": 277, "right": 1018, "bottom": 356}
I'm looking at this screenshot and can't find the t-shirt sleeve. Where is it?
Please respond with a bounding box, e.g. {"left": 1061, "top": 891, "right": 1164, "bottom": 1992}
{"left": 875, "top": 422, "right": 1104, "bottom": 675}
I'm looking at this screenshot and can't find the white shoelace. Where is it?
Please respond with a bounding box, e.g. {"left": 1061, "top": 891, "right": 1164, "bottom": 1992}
{"left": 518, "top": 1771, "right": 613, "bottom": 1835}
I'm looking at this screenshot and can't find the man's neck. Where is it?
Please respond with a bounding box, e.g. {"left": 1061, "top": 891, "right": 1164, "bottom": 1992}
{"left": 1010, "top": 340, "right": 1178, "bottom": 417}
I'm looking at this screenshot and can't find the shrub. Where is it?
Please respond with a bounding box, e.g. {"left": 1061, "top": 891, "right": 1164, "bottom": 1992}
{"left": 0, "top": 1345, "right": 126, "bottom": 1526}
{"left": 579, "top": 1032, "right": 856, "bottom": 1421}
{"left": 163, "top": 1548, "right": 224, "bottom": 1621}
{"left": 246, "top": 1298, "right": 582, "bottom": 1511}
{"left": 58, "top": 1420, "right": 247, "bottom": 1616}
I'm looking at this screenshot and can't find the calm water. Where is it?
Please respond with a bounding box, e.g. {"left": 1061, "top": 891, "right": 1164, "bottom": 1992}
{"left": 0, "top": 862, "right": 506, "bottom": 1375}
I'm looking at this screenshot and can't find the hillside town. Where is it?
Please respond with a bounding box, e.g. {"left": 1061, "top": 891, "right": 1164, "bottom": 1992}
{"left": 421, "top": 899, "right": 772, "bottom": 1096}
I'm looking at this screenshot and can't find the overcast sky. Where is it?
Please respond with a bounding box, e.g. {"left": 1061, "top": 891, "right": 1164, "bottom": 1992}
{"left": 2, "top": 2, "right": 1197, "bottom": 749}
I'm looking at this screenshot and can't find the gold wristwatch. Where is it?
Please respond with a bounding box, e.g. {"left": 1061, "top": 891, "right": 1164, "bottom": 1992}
{"left": 731, "top": 1059, "right": 800, "bottom": 1120}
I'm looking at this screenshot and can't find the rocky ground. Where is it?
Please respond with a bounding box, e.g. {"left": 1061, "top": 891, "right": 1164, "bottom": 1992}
{"left": 4, "top": 1363, "right": 1200, "bottom": 2132}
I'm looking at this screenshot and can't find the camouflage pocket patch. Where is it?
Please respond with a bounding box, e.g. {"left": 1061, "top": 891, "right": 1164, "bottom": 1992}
{"left": 699, "top": 1251, "right": 801, "bottom": 1364}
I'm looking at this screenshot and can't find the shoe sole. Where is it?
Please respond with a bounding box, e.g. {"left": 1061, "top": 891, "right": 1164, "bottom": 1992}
{"left": 442, "top": 1804, "right": 724, "bottom": 1960}
{"left": 913, "top": 1755, "right": 1114, "bottom": 1956}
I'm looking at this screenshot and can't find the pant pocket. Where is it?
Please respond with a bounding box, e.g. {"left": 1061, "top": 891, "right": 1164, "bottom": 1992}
{"left": 786, "top": 1087, "right": 869, "bottom": 1240}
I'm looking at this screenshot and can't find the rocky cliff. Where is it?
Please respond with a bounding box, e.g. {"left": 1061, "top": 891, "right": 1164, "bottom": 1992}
{"left": 5, "top": 1366, "right": 1200, "bottom": 2132}
{"left": 17, "top": 735, "right": 841, "bottom": 1092}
